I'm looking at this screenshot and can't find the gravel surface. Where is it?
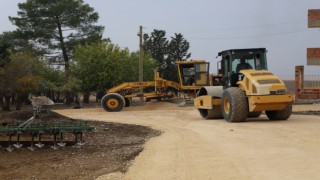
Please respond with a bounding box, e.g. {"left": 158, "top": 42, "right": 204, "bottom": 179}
{"left": 0, "top": 100, "right": 320, "bottom": 180}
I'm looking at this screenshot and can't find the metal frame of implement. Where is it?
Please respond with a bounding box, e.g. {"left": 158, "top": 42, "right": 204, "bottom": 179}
{"left": 0, "top": 104, "right": 94, "bottom": 152}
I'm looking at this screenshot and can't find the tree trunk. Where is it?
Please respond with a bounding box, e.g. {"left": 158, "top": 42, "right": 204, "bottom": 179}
{"left": 3, "top": 96, "right": 11, "bottom": 111}
{"left": 54, "top": 92, "right": 64, "bottom": 103}
{"left": 83, "top": 92, "right": 90, "bottom": 104}
{"left": 13, "top": 95, "right": 21, "bottom": 111}
{"left": 12, "top": 95, "right": 16, "bottom": 109}
{"left": 65, "top": 91, "right": 73, "bottom": 105}
{"left": 55, "top": 15, "right": 69, "bottom": 72}
{"left": 0, "top": 96, "right": 3, "bottom": 111}
{"left": 74, "top": 92, "right": 82, "bottom": 109}
{"left": 96, "top": 91, "right": 105, "bottom": 102}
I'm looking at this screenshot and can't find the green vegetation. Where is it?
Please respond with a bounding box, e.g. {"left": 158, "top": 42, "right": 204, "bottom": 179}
{"left": 0, "top": 0, "right": 191, "bottom": 111}
{"left": 72, "top": 42, "right": 156, "bottom": 103}
{"left": 144, "top": 30, "right": 191, "bottom": 82}
{"left": 9, "top": 0, "right": 104, "bottom": 71}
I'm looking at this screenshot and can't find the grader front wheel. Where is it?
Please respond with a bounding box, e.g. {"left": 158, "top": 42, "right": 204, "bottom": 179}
{"left": 101, "top": 93, "right": 125, "bottom": 112}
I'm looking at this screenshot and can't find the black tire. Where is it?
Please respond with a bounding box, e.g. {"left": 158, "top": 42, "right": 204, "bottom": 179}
{"left": 124, "top": 98, "right": 131, "bottom": 107}
{"left": 266, "top": 103, "right": 292, "bottom": 120}
{"left": 199, "top": 105, "right": 223, "bottom": 119}
{"left": 221, "top": 88, "right": 248, "bottom": 122}
{"left": 101, "top": 93, "right": 125, "bottom": 112}
{"left": 248, "top": 111, "right": 262, "bottom": 118}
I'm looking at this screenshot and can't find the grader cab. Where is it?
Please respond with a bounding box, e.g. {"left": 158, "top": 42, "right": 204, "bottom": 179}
{"left": 101, "top": 60, "right": 210, "bottom": 112}
{"left": 194, "top": 48, "right": 293, "bottom": 122}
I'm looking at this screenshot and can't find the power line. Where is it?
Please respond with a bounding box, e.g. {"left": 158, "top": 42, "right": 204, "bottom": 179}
{"left": 144, "top": 19, "right": 307, "bottom": 34}
{"left": 187, "top": 29, "right": 309, "bottom": 40}
{"left": 187, "top": 19, "right": 307, "bottom": 33}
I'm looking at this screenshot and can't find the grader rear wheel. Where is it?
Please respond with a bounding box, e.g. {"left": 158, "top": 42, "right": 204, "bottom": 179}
{"left": 221, "top": 88, "right": 248, "bottom": 122}
{"left": 101, "top": 93, "right": 125, "bottom": 112}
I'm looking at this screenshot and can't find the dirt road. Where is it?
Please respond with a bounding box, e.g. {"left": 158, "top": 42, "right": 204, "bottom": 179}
{"left": 56, "top": 102, "right": 320, "bottom": 180}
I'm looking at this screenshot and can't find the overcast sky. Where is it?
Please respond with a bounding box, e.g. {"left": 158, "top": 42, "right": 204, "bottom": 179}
{"left": 1, "top": 0, "right": 320, "bottom": 79}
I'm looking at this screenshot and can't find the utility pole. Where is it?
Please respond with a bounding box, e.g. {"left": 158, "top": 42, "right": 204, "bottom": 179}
{"left": 138, "top": 26, "right": 144, "bottom": 106}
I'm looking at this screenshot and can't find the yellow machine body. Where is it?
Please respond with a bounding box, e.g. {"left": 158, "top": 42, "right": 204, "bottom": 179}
{"left": 194, "top": 69, "right": 293, "bottom": 112}
{"left": 194, "top": 48, "right": 293, "bottom": 122}
{"left": 101, "top": 60, "right": 211, "bottom": 112}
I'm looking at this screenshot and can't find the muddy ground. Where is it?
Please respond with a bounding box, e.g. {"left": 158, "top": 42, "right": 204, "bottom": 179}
{"left": 0, "top": 110, "right": 160, "bottom": 180}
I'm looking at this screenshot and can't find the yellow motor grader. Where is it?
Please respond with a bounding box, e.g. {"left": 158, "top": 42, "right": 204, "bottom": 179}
{"left": 101, "top": 60, "right": 210, "bottom": 112}
{"left": 194, "top": 48, "right": 293, "bottom": 122}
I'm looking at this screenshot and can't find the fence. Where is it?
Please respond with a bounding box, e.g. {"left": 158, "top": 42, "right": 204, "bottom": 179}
{"left": 295, "top": 66, "right": 320, "bottom": 99}
{"left": 303, "top": 75, "right": 320, "bottom": 89}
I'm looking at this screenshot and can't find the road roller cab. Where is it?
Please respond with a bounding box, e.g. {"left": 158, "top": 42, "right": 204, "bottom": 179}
{"left": 194, "top": 48, "right": 293, "bottom": 122}
{"left": 218, "top": 48, "right": 268, "bottom": 88}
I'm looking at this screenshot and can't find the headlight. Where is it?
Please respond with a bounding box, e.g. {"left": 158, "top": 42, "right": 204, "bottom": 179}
{"left": 270, "top": 89, "right": 287, "bottom": 95}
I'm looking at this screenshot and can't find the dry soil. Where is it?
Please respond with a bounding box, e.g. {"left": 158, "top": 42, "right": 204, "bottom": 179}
{"left": 1, "top": 101, "right": 320, "bottom": 180}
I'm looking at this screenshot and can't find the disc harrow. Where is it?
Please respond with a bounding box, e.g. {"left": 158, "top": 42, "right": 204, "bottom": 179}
{"left": 0, "top": 96, "right": 95, "bottom": 152}
{"left": 0, "top": 121, "right": 94, "bottom": 152}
